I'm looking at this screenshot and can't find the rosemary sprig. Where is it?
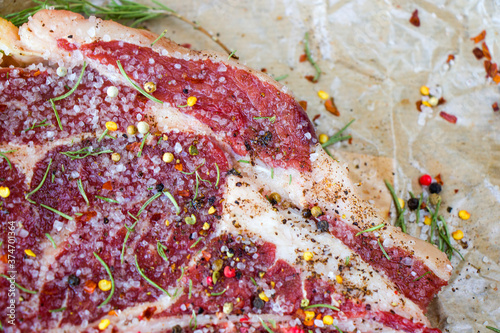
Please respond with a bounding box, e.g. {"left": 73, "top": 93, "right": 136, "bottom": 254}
{"left": 413, "top": 271, "right": 431, "bottom": 282}
{"left": 378, "top": 239, "right": 391, "bottom": 260}
{"left": 176, "top": 266, "right": 185, "bottom": 283}
{"left": 137, "top": 133, "right": 150, "bottom": 158}
{"left": 45, "top": 233, "right": 56, "bottom": 249}
{"left": 93, "top": 252, "right": 115, "bottom": 308}
{"left": 53, "top": 62, "right": 87, "bottom": 102}
{"left": 238, "top": 160, "right": 251, "bottom": 164}
{"left": 1, "top": 274, "right": 37, "bottom": 294}
{"left": 215, "top": 163, "right": 220, "bottom": 188}
{"left": 163, "top": 191, "right": 180, "bottom": 214}
{"left": 116, "top": 60, "right": 163, "bottom": 104}
{"left": 303, "top": 303, "right": 340, "bottom": 311}
{"left": 384, "top": 180, "right": 407, "bottom": 233}
{"left": 209, "top": 288, "right": 227, "bottom": 296}
{"left": 189, "top": 309, "right": 197, "bottom": 330}
{"left": 134, "top": 254, "right": 171, "bottom": 296}
{"left": 137, "top": 191, "right": 162, "bottom": 216}
{"left": 259, "top": 317, "right": 275, "bottom": 333}
{"left": 156, "top": 241, "right": 168, "bottom": 261}
{"left": 322, "top": 119, "right": 355, "bottom": 150}
{"left": 486, "top": 326, "right": 500, "bottom": 333}
{"left": 253, "top": 115, "right": 276, "bottom": 123}
{"left": 40, "top": 204, "right": 73, "bottom": 220}
{"left": 274, "top": 74, "right": 288, "bottom": 81}
{"left": 121, "top": 220, "right": 138, "bottom": 264}
{"left": 304, "top": 32, "right": 322, "bottom": 82}
{"left": 151, "top": 29, "right": 167, "bottom": 47}
{"left": 97, "top": 128, "right": 108, "bottom": 142}
{"left": 26, "top": 158, "right": 52, "bottom": 202}
{"left": 188, "top": 279, "right": 193, "bottom": 299}
{"left": 0, "top": 150, "right": 16, "bottom": 170}
{"left": 355, "top": 223, "right": 385, "bottom": 236}
{"left": 23, "top": 118, "right": 49, "bottom": 132}
{"left": 250, "top": 276, "right": 258, "bottom": 286}
{"left": 334, "top": 325, "right": 344, "bottom": 333}
{"left": 49, "top": 99, "right": 63, "bottom": 131}
{"left": 227, "top": 49, "right": 237, "bottom": 60}
{"left": 190, "top": 237, "right": 204, "bottom": 249}
{"left": 49, "top": 307, "right": 66, "bottom": 313}
{"left": 77, "top": 178, "right": 89, "bottom": 206}
{"left": 95, "top": 195, "right": 119, "bottom": 203}
{"left": 60, "top": 147, "right": 113, "bottom": 160}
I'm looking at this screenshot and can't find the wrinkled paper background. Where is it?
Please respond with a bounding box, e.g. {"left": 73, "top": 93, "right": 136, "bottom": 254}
{"left": 1, "top": 0, "right": 500, "bottom": 331}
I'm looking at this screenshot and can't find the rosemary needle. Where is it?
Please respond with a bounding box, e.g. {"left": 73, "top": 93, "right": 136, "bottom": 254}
{"left": 93, "top": 252, "right": 115, "bottom": 308}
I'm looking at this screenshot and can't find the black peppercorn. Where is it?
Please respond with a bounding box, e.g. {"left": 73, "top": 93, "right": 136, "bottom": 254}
{"left": 156, "top": 183, "right": 164, "bottom": 192}
{"left": 68, "top": 274, "right": 80, "bottom": 287}
{"left": 103, "top": 217, "right": 109, "bottom": 224}
{"left": 172, "top": 325, "right": 183, "bottom": 333}
{"left": 407, "top": 198, "right": 419, "bottom": 210}
{"left": 316, "top": 220, "right": 329, "bottom": 232}
{"left": 253, "top": 297, "right": 265, "bottom": 309}
{"left": 429, "top": 182, "right": 442, "bottom": 194}
{"left": 302, "top": 209, "right": 311, "bottom": 219}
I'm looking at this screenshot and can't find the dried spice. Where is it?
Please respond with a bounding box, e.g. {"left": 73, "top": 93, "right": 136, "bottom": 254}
{"left": 299, "top": 100, "right": 308, "bottom": 111}
{"left": 482, "top": 43, "right": 492, "bottom": 61}
{"left": 324, "top": 97, "right": 340, "bottom": 116}
{"left": 492, "top": 102, "right": 499, "bottom": 112}
{"left": 470, "top": 30, "right": 486, "bottom": 43}
{"left": 472, "top": 47, "right": 484, "bottom": 60}
{"left": 409, "top": 9, "right": 420, "bottom": 27}
{"left": 439, "top": 111, "right": 457, "bottom": 124}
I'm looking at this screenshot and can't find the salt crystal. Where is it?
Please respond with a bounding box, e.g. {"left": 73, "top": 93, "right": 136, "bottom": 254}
{"left": 174, "top": 142, "right": 182, "bottom": 153}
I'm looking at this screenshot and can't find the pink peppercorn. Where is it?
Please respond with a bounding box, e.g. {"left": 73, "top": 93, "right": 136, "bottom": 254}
{"left": 224, "top": 266, "right": 236, "bottom": 278}
{"left": 419, "top": 174, "right": 432, "bottom": 186}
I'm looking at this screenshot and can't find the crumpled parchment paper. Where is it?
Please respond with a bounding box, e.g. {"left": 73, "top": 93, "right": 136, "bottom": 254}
{"left": 1, "top": 0, "right": 499, "bottom": 331}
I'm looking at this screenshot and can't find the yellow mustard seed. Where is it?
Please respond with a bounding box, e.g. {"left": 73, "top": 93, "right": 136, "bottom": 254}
{"left": 208, "top": 206, "right": 216, "bottom": 215}
{"left": 317, "top": 90, "right": 329, "bottom": 100}
{"left": 318, "top": 134, "right": 329, "bottom": 144}
{"left": 258, "top": 291, "right": 269, "bottom": 302}
{"left": 303, "top": 251, "right": 314, "bottom": 261}
{"left": 336, "top": 275, "right": 343, "bottom": 284}
{"left": 422, "top": 101, "right": 431, "bottom": 107}
{"left": 304, "top": 311, "right": 315, "bottom": 322}
{"left": 24, "top": 249, "right": 36, "bottom": 257}
{"left": 98, "top": 318, "right": 110, "bottom": 330}
{"left": 162, "top": 152, "right": 174, "bottom": 163}
{"left": 202, "top": 222, "right": 210, "bottom": 230}
{"left": 98, "top": 279, "right": 112, "bottom": 291}
{"left": 105, "top": 121, "right": 118, "bottom": 131}
{"left": 143, "top": 81, "right": 157, "bottom": 94}
{"left": 187, "top": 96, "right": 197, "bottom": 107}
{"left": 0, "top": 186, "right": 10, "bottom": 198}
{"left": 126, "top": 125, "right": 137, "bottom": 135}
{"left": 458, "top": 210, "right": 471, "bottom": 220}
{"left": 398, "top": 198, "right": 405, "bottom": 209}
{"left": 323, "top": 315, "right": 334, "bottom": 325}
{"left": 423, "top": 216, "right": 432, "bottom": 225}
{"left": 452, "top": 230, "right": 464, "bottom": 240}
{"left": 420, "top": 85, "right": 430, "bottom": 96}
{"left": 311, "top": 206, "right": 322, "bottom": 218}
{"left": 111, "top": 153, "right": 121, "bottom": 162}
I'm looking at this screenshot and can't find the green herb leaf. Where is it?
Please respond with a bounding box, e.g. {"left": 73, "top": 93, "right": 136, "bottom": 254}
{"left": 77, "top": 178, "right": 89, "bottom": 206}
{"left": 121, "top": 220, "right": 138, "bottom": 264}
{"left": 253, "top": 115, "right": 276, "bottom": 123}
{"left": 151, "top": 29, "right": 168, "bottom": 46}
{"left": 345, "top": 256, "right": 350, "bottom": 266}
{"left": 156, "top": 241, "right": 169, "bottom": 262}
{"left": 189, "top": 309, "right": 197, "bottom": 329}
{"left": 188, "top": 279, "right": 193, "bottom": 299}
{"left": 384, "top": 180, "right": 407, "bottom": 233}
{"left": 49, "top": 99, "right": 63, "bottom": 131}
{"left": 0, "top": 150, "right": 16, "bottom": 170}
{"left": 137, "top": 191, "right": 162, "bottom": 216}
{"left": 26, "top": 158, "right": 52, "bottom": 201}
{"left": 190, "top": 237, "right": 204, "bottom": 249}
{"left": 333, "top": 325, "right": 344, "bottom": 333}
{"left": 23, "top": 118, "right": 49, "bottom": 132}
{"left": 176, "top": 266, "right": 185, "bottom": 283}
{"left": 1, "top": 274, "right": 37, "bottom": 294}
{"left": 60, "top": 147, "right": 113, "bottom": 160}
{"left": 274, "top": 74, "right": 288, "bottom": 81}
{"left": 258, "top": 317, "right": 275, "bottom": 333}
{"left": 215, "top": 163, "right": 220, "bottom": 188}
{"left": 134, "top": 254, "right": 171, "bottom": 296}
{"left": 93, "top": 252, "right": 115, "bottom": 308}
{"left": 95, "top": 195, "right": 119, "bottom": 204}
{"left": 116, "top": 60, "right": 163, "bottom": 104}
{"left": 45, "top": 233, "right": 57, "bottom": 249}
{"left": 322, "top": 119, "right": 355, "bottom": 149}
{"left": 250, "top": 276, "right": 257, "bottom": 286}
{"left": 486, "top": 326, "right": 500, "bottom": 333}
{"left": 378, "top": 238, "right": 391, "bottom": 260}
{"left": 228, "top": 49, "right": 237, "bottom": 60}
{"left": 209, "top": 288, "right": 227, "bottom": 296}
{"left": 97, "top": 128, "right": 109, "bottom": 142}
{"left": 40, "top": 204, "right": 73, "bottom": 220}
{"left": 137, "top": 132, "right": 150, "bottom": 158}
{"left": 163, "top": 191, "right": 180, "bottom": 214}
{"left": 53, "top": 62, "right": 87, "bottom": 102}
{"left": 49, "top": 307, "right": 66, "bottom": 313}
{"left": 413, "top": 271, "right": 431, "bottom": 282}
{"left": 303, "top": 303, "right": 340, "bottom": 311}
{"left": 304, "top": 32, "right": 321, "bottom": 82}
{"left": 238, "top": 160, "right": 251, "bottom": 164}
{"left": 355, "top": 223, "right": 385, "bottom": 237}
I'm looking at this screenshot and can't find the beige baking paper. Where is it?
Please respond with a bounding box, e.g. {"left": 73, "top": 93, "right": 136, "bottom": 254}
{"left": 1, "top": 0, "right": 500, "bottom": 331}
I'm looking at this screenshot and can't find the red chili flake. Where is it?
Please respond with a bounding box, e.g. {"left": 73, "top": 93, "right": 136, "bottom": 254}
{"left": 435, "top": 174, "right": 444, "bottom": 186}
{"left": 174, "top": 163, "right": 183, "bottom": 171}
{"left": 472, "top": 47, "right": 484, "bottom": 60}
{"left": 75, "top": 211, "right": 97, "bottom": 222}
{"left": 348, "top": 137, "right": 353, "bottom": 144}
{"left": 180, "top": 43, "right": 192, "bottom": 49}
{"left": 201, "top": 250, "right": 211, "bottom": 261}
{"left": 409, "top": 10, "right": 420, "bottom": 27}
{"left": 304, "top": 75, "right": 316, "bottom": 83}
{"left": 239, "top": 316, "right": 250, "bottom": 323}
{"left": 420, "top": 201, "right": 427, "bottom": 210}
{"left": 324, "top": 97, "right": 340, "bottom": 116}
{"left": 102, "top": 181, "right": 113, "bottom": 190}
{"left": 299, "top": 54, "right": 307, "bottom": 62}
{"left": 446, "top": 54, "right": 455, "bottom": 63}
{"left": 126, "top": 142, "right": 141, "bottom": 152}
{"left": 439, "top": 111, "right": 457, "bottom": 124}
{"left": 223, "top": 266, "right": 236, "bottom": 278}
{"left": 33, "top": 70, "right": 41, "bottom": 77}
{"left": 83, "top": 280, "right": 97, "bottom": 294}
{"left": 416, "top": 100, "right": 423, "bottom": 112}
{"left": 177, "top": 189, "right": 190, "bottom": 197}
{"left": 470, "top": 30, "right": 486, "bottom": 43}
{"left": 260, "top": 68, "right": 267, "bottom": 73}
{"left": 493, "top": 75, "right": 500, "bottom": 84}
{"left": 289, "top": 327, "right": 305, "bottom": 333}
{"left": 493, "top": 102, "right": 499, "bottom": 112}
{"left": 299, "top": 100, "right": 308, "bottom": 111}
{"left": 454, "top": 189, "right": 459, "bottom": 193}
{"left": 206, "top": 276, "right": 213, "bottom": 285}
{"left": 484, "top": 60, "right": 498, "bottom": 78}
{"left": 0, "top": 254, "right": 8, "bottom": 263}
{"left": 312, "top": 114, "right": 321, "bottom": 122}
{"left": 438, "top": 97, "right": 447, "bottom": 105}
{"left": 482, "top": 43, "right": 492, "bottom": 61}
